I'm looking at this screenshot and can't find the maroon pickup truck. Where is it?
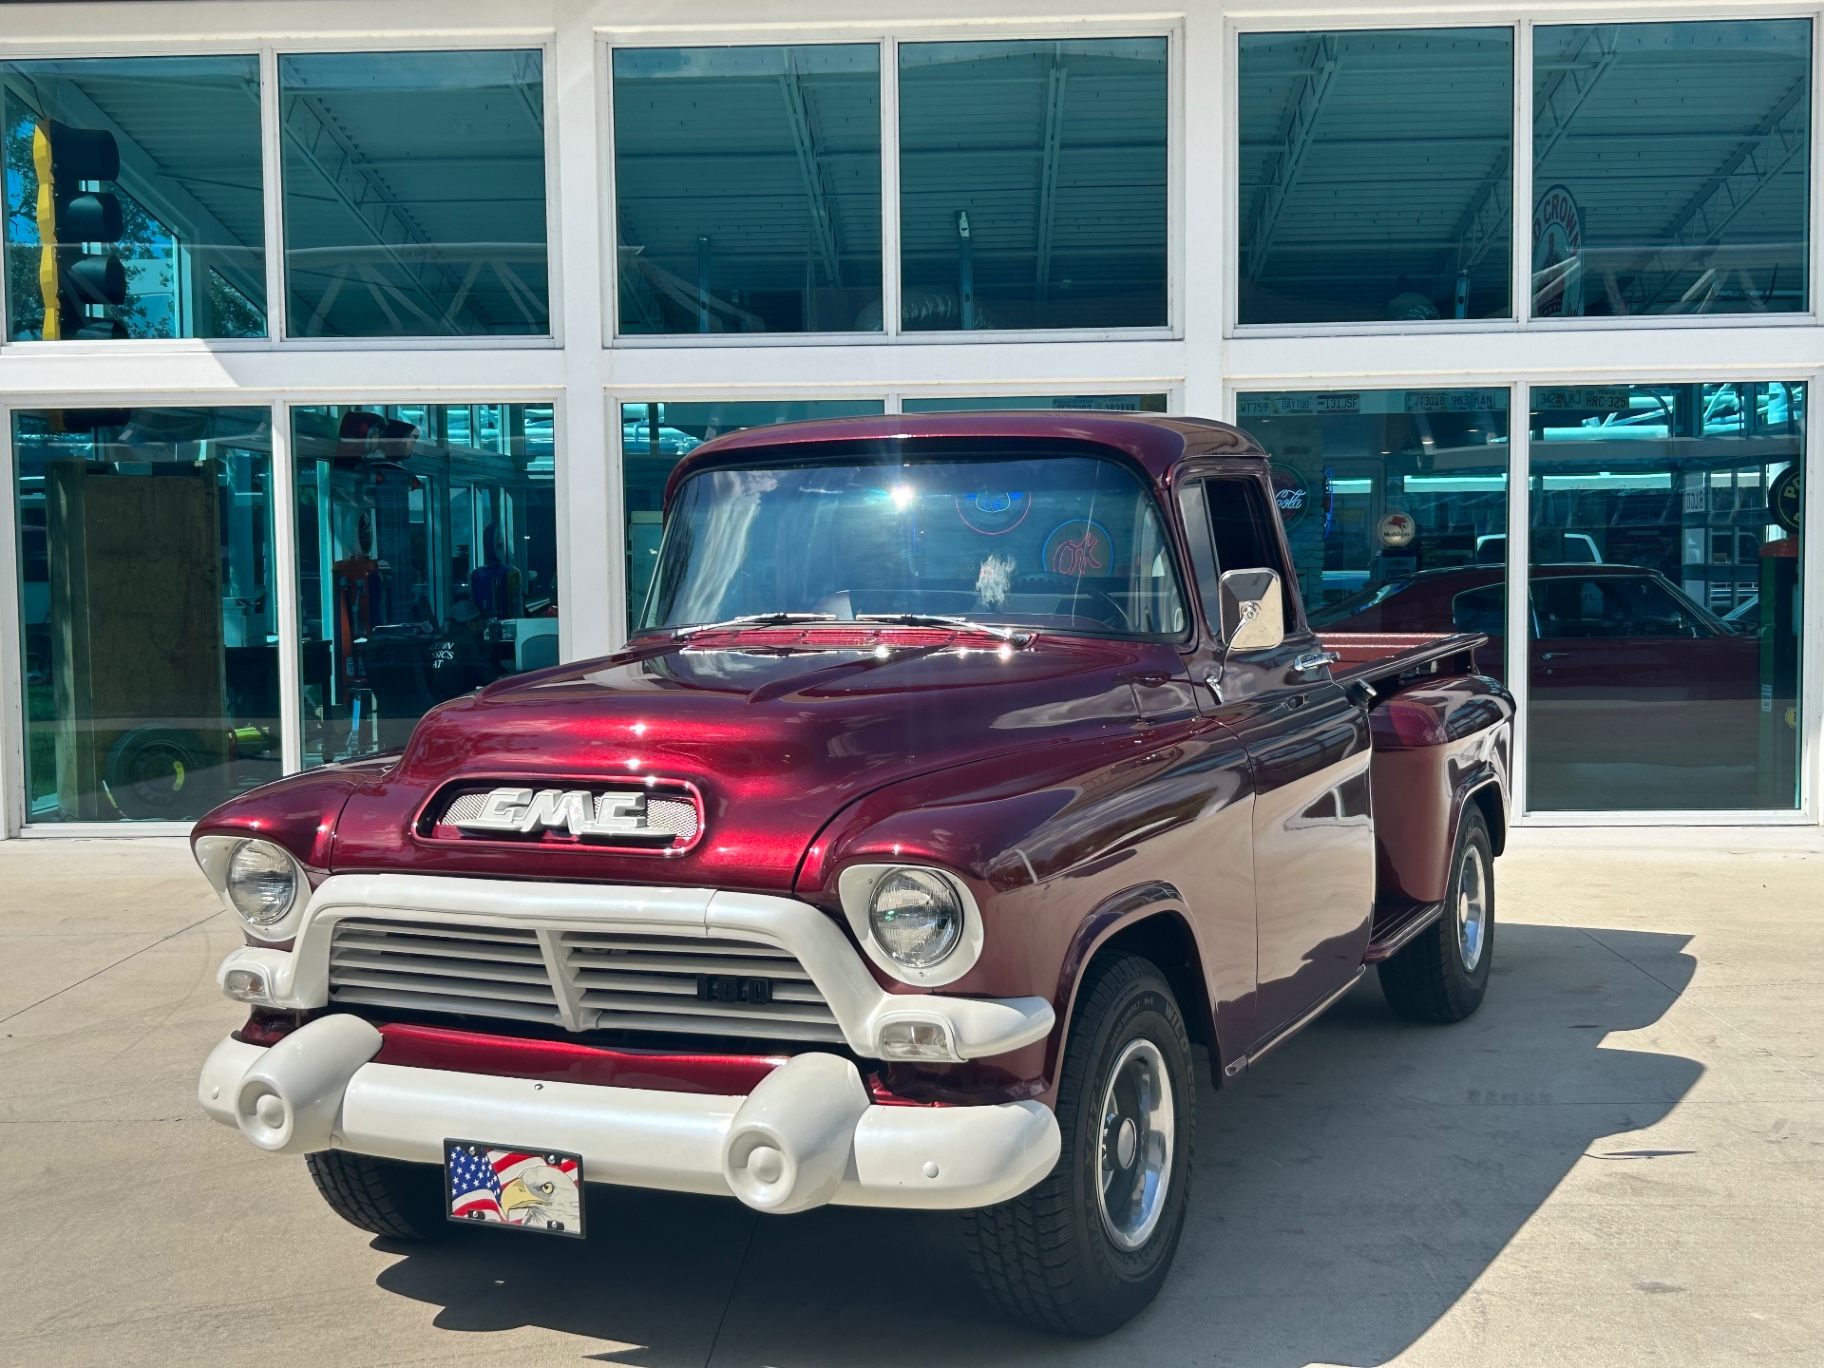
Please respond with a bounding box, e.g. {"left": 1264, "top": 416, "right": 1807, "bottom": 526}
{"left": 193, "top": 413, "right": 1512, "bottom": 1335}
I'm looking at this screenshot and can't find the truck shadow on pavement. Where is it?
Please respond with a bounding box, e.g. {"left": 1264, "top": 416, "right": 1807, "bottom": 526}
{"left": 373, "top": 922, "right": 1702, "bottom": 1367}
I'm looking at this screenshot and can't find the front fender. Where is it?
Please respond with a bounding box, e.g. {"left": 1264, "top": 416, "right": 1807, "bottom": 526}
{"left": 190, "top": 756, "right": 398, "bottom": 871}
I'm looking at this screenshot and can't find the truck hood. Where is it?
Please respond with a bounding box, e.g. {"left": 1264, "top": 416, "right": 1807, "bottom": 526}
{"left": 328, "top": 631, "right": 1183, "bottom": 891}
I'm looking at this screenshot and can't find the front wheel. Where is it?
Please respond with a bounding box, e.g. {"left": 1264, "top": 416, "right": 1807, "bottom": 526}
{"left": 1378, "top": 805, "right": 1495, "bottom": 1023}
{"left": 306, "top": 1149, "right": 453, "bottom": 1240}
{"left": 963, "top": 954, "right": 1195, "bottom": 1336}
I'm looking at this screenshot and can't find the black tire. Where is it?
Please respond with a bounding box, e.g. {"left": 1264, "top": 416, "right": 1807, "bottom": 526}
{"left": 963, "top": 955, "right": 1195, "bottom": 1336}
{"left": 1378, "top": 806, "right": 1495, "bottom": 1023}
{"left": 104, "top": 726, "right": 218, "bottom": 820}
{"left": 305, "top": 1149, "right": 453, "bottom": 1241}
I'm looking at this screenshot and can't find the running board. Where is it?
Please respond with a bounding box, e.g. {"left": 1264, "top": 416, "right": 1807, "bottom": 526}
{"left": 1242, "top": 966, "right": 1367, "bottom": 1073}
{"left": 1363, "top": 900, "right": 1445, "bottom": 963}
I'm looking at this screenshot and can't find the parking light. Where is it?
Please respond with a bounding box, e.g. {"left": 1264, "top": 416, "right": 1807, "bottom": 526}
{"left": 223, "top": 968, "right": 268, "bottom": 1003}
{"left": 876, "top": 1018, "right": 960, "bottom": 1062}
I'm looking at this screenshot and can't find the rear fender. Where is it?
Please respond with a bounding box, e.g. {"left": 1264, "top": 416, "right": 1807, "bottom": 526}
{"left": 1368, "top": 676, "right": 1512, "bottom": 908}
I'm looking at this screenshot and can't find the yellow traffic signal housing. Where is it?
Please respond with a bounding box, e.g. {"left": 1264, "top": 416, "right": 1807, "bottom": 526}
{"left": 31, "top": 120, "right": 126, "bottom": 340}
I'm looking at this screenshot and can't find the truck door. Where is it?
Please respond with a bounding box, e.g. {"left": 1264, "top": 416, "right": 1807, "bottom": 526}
{"left": 1177, "top": 473, "right": 1375, "bottom": 1049}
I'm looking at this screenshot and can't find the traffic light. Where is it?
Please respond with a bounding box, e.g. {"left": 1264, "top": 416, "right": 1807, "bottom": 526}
{"left": 32, "top": 120, "right": 127, "bottom": 340}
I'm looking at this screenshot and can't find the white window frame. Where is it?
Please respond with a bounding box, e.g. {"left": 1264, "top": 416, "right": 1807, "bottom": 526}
{"left": 1225, "top": 8, "right": 1823, "bottom": 340}
{"left": 0, "top": 0, "right": 1816, "bottom": 834}
{"left": 0, "top": 384, "right": 566, "bottom": 837}
{"left": 1220, "top": 371, "right": 1821, "bottom": 827}
{"left": 598, "top": 15, "right": 1185, "bottom": 348}
{"left": 0, "top": 28, "right": 564, "bottom": 352}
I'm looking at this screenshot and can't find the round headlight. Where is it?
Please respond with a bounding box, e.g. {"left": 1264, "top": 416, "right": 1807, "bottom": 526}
{"left": 225, "top": 840, "right": 299, "bottom": 928}
{"left": 868, "top": 868, "right": 964, "bottom": 969}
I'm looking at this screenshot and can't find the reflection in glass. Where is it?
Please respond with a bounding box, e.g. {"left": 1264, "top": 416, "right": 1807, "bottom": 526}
{"left": 3, "top": 56, "right": 266, "bottom": 339}
{"left": 280, "top": 51, "right": 549, "bottom": 338}
{"left": 620, "top": 400, "right": 885, "bottom": 622}
{"left": 899, "top": 39, "right": 1167, "bottom": 331}
{"left": 613, "top": 45, "right": 881, "bottom": 334}
{"left": 901, "top": 394, "right": 1167, "bottom": 413}
{"left": 12, "top": 407, "right": 275, "bottom": 821}
{"left": 1527, "top": 383, "right": 1804, "bottom": 810}
{"left": 295, "top": 403, "right": 557, "bottom": 765}
{"left": 1532, "top": 22, "right": 1810, "bottom": 317}
{"left": 1238, "top": 30, "right": 1513, "bottom": 324}
{"left": 1242, "top": 390, "right": 1511, "bottom": 670}
{"left": 643, "top": 456, "right": 1186, "bottom": 640}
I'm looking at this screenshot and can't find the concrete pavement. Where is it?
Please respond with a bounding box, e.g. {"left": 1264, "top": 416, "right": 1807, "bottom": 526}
{"left": 1, "top": 832, "right": 1819, "bottom": 1366}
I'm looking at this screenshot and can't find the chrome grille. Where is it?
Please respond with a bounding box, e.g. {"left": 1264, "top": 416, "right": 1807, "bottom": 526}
{"left": 561, "top": 930, "right": 843, "bottom": 1044}
{"left": 328, "top": 919, "right": 561, "bottom": 1026}
{"left": 324, "top": 915, "right": 840, "bottom": 1044}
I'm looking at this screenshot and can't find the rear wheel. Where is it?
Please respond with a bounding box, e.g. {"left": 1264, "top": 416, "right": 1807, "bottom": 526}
{"left": 1378, "top": 806, "right": 1494, "bottom": 1023}
{"left": 963, "top": 955, "right": 1194, "bottom": 1336}
{"left": 305, "top": 1149, "right": 452, "bottom": 1240}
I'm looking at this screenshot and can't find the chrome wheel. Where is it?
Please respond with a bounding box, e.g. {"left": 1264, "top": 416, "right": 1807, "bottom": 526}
{"left": 1457, "top": 840, "right": 1489, "bottom": 972}
{"left": 1095, "top": 1038, "right": 1175, "bottom": 1250}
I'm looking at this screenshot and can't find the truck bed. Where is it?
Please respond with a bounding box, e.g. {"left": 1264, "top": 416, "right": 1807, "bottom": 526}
{"left": 1318, "top": 630, "right": 1511, "bottom": 960}
{"left": 1318, "top": 631, "right": 1487, "bottom": 690}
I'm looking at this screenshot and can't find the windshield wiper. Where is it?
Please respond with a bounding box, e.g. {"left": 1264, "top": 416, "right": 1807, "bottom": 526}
{"left": 852, "top": 613, "right": 1019, "bottom": 642}
{"left": 672, "top": 612, "right": 839, "bottom": 639}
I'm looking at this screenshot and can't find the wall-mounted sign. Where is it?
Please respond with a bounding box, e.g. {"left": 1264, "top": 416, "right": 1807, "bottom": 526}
{"left": 1770, "top": 466, "right": 1802, "bottom": 533}
{"left": 1377, "top": 511, "right": 1417, "bottom": 548}
{"left": 1532, "top": 387, "right": 1632, "bottom": 413}
{"left": 1042, "top": 519, "right": 1112, "bottom": 577}
{"left": 1269, "top": 465, "right": 1310, "bottom": 526}
{"left": 1532, "top": 184, "right": 1585, "bottom": 318}
{"left": 1238, "top": 393, "right": 1360, "bottom": 418}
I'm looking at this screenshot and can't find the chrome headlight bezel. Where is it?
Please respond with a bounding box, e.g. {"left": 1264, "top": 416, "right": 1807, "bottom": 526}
{"left": 194, "top": 835, "right": 306, "bottom": 942}
{"left": 837, "top": 863, "right": 983, "bottom": 987}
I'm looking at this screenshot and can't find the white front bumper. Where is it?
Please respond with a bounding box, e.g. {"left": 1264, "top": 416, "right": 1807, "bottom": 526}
{"left": 200, "top": 1032, "right": 1060, "bottom": 1211}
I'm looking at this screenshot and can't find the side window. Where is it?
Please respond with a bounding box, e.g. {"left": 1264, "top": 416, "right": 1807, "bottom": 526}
{"left": 1451, "top": 584, "right": 1504, "bottom": 636}
{"left": 1175, "top": 480, "right": 1223, "bottom": 636}
{"left": 1202, "top": 476, "right": 1297, "bottom": 632}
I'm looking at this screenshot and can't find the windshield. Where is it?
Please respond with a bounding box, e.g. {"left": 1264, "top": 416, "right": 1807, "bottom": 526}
{"left": 639, "top": 453, "right": 1188, "bottom": 640}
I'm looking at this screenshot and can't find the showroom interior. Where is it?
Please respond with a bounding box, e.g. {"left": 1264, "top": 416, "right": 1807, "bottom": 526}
{"left": 0, "top": 0, "right": 1816, "bottom": 834}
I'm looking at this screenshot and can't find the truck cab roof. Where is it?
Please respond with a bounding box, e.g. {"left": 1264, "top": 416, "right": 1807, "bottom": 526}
{"left": 665, "top": 411, "right": 1267, "bottom": 506}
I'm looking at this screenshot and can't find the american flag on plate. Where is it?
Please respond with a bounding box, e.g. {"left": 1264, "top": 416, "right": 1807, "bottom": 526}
{"left": 445, "top": 1141, "right": 584, "bottom": 1237}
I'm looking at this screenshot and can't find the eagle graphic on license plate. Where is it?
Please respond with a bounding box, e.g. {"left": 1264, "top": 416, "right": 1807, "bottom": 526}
{"left": 445, "top": 1140, "right": 585, "bottom": 1237}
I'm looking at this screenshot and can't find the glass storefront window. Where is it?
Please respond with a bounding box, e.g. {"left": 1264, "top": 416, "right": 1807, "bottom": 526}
{"left": 3, "top": 56, "right": 266, "bottom": 340}
{"left": 1238, "top": 29, "right": 1514, "bottom": 325}
{"left": 13, "top": 407, "right": 275, "bottom": 822}
{"left": 1532, "top": 22, "right": 1810, "bottom": 318}
{"left": 612, "top": 45, "right": 881, "bottom": 335}
{"left": 620, "top": 399, "right": 886, "bottom": 621}
{"left": 899, "top": 39, "right": 1167, "bottom": 331}
{"left": 294, "top": 403, "right": 557, "bottom": 766}
{"left": 901, "top": 394, "right": 1168, "bottom": 413}
{"left": 1527, "top": 384, "right": 1804, "bottom": 810}
{"left": 1240, "top": 390, "right": 1511, "bottom": 670}
{"left": 279, "top": 51, "right": 549, "bottom": 338}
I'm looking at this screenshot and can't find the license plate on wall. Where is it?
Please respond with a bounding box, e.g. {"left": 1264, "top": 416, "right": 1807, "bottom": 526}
{"left": 444, "top": 1139, "right": 585, "bottom": 1237}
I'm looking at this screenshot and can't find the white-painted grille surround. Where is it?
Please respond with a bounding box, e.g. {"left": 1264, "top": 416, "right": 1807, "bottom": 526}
{"left": 327, "top": 913, "right": 839, "bottom": 1042}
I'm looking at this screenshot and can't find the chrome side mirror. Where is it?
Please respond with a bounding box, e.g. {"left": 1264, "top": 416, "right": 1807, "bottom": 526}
{"left": 1219, "top": 569, "right": 1285, "bottom": 652}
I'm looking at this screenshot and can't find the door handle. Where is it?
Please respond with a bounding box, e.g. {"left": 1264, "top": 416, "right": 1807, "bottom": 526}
{"left": 1292, "top": 650, "right": 1339, "bottom": 676}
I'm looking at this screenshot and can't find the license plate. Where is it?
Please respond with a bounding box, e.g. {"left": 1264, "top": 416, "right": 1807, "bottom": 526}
{"left": 444, "top": 1139, "right": 585, "bottom": 1238}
